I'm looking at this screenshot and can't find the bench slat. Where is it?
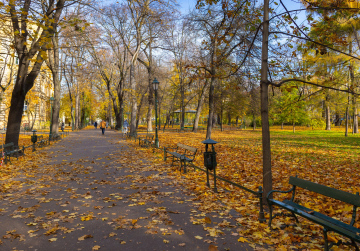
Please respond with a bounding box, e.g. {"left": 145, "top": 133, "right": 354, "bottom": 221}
{"left": 289, "top": 176, "right": 360, "bottom": 207}
{"left": 177, "top": 143, "right": 197, "bottom": 153}
{"left": 0, "top": 142, "right": 14, "bottom": 149}
{"left": 270, "top": 199, "right": 360, "bottom": 242}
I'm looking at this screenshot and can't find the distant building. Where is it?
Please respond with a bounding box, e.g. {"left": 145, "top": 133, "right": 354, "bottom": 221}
{"left": 0, "top": 21, "right": 53, "bottom": 130}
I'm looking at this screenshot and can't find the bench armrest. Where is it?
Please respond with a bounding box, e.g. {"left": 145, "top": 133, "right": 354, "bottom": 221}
{"left": 164, "top": 147, "right": 177, "bottom": 151}
{"left": 267, "top": 187, "right": 295, "bottom": 199}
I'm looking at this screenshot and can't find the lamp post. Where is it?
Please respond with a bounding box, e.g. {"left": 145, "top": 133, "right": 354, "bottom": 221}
{"left": 152, "top": 78, "right": 159, "bottom": 148}
{"left": 49, "top": 97, "right": 55, "bottom": 140}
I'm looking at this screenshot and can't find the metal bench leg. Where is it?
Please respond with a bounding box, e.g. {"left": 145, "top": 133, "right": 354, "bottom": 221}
{"left": 164, "top": 148, "right": 167, "bottom": 161}
{"left": 292, "top": 212, "right": 299, "bottom": 223}
{"left": 323, "top": 228, "right": 329, "bottom": 251}
{"left": 351, "top": 240, "right": 359, "bottom": 251}
{"left": 183, "top": 160, "right": 186, "bottom": 174}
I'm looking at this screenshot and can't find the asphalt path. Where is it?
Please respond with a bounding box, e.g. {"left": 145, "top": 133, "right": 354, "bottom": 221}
{"left": 0, "top": 128, "right": 252, "bottom": 251}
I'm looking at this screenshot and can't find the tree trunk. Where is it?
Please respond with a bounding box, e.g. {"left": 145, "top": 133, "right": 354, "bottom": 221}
{"left": 147, "top": 77, "right": 154, "bottom": 132}
{"left": 281, "top": 122, "right": 284, "bottom": 129}
{"left": 325, "top": 104, "right": 331, "bottom": 130}
{"left": 335, "top": 113, "right": 341, "bottom": 126}
{"left": 49, "top": 33, "right": 61, "bottom": 135}
{"left": 253, "top": 113, "right": 256, "bottom": 130}
{"left": 353, "top": 107, "right": 358, "bottom": 134}
{"left": 260, "top": 0, "right": 272, "bottom": 204}
{"left": 75, "top": 91, "right": 80, "bottom": 129}
{"left": 206, "top": 77, "right": 215, "bottom": 139}
{"left": 293, "top": 123, "right": 295, "bottom": 133}
{"left": 219, "top": 113, "right": 223, "bottom": 131}
{"left": 180, "top": 85, "right": 185, "bottom": 129}
{"left": 345, "top": 106, "right": 349, "bottom": 137}
{"left": 236, "top": 116, "right": 239, "bottom": 126}
{"left": 5, "top": 60, "right": 32, "bottom": 147}
{"left": 136, "top": 92, "right": 146, "bottom": 129}
{"left": 6, "top": 90, "right": 26, "bottom": 147}
{"left": 193, "top": 81, "right": 208, "bottom": 132}
{"left": 130, "top": 64, "right": 137, "bottom": 135}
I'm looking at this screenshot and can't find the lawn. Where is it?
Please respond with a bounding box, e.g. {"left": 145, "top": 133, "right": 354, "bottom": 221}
{"left": 132, "top": 126, "right": 360, "bottom": 250}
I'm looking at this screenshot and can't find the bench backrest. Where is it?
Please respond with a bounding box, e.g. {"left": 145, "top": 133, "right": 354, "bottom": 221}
{"left": 0, "top": 142, "right": 14, "bottom": 149}
{"left": 177, "top": 143, "right": 197, "bottom": 154}
{"left": 290, "top": 176, "right": 360, "bottom": 207}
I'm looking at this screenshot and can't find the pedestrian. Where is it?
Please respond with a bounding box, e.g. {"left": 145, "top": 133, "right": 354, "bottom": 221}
{"left": 106, "top": 121, "right": 109, "bottom": 128}
{"left": 123, "top": 119, "right": 129, "bottom": 134}
{"left": 94, "top": 121, "right": 98, "bottom": 129}
{"left": 100, "top": 120, "right": 106, "bottom": 135}
{"left": 61, "top": 122, "right": 65, "bottom": 132}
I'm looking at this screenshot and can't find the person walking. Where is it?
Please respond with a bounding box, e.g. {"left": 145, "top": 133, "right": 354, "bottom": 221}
{"left": 94, "top": 121, "right": 98, "bottom": 129}
{"left": 100, "top": 120, "right": 106, "bottom": 135}
{"left": 123, "top": 119, "right": 129, "bottom": 134}
{"left": 61, "top": 122, "right": 65, "bottom": 132}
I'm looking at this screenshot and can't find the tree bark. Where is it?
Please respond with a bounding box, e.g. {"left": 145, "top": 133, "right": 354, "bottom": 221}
{"left": 48, "top": 32, "right": 61, "bottom": 135}
{"left": 193, "top": 80, "right": 208, "bottom": 132}
{"left": 130, "top": 64, "right": 137, "bottom": 135}
{"left": 260, "top": 0, "right": 272, "bottom": 203}
{"left": 206, "top": 77, "right": 215, "bottom": 139}
{"left": 325, "top": 104, "right": 331, "bottom": 130}
{"left": 75, "top": 90, "right": 80, "bottom": 129}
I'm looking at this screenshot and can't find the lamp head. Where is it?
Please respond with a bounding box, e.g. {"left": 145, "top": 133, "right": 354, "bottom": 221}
{"left": 152, "top": 78, "right": 159, "bottom": 91}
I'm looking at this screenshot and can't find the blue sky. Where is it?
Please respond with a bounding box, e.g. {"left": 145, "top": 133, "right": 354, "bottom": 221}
{"left": 176, "top": 0, "right": 308, "bottom": 21}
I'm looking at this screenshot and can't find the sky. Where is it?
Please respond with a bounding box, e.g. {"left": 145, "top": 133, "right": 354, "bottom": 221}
{"left": 176, "top": 0, "right": 308, "bottom": 21}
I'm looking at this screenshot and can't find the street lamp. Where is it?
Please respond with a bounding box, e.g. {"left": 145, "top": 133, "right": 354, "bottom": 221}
{"left": 152, "top": 78, "right": 159, "bottom": 148}
{"left": 49, "top": 96, "right": 55, "bottom": 140}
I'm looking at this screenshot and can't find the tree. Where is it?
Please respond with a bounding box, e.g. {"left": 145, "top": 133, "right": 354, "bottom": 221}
{"left": 2, "top": 0, "right": 71, "bottom": 146}
{"left": 191, "top": 0, "right": 257, "bottom": 139}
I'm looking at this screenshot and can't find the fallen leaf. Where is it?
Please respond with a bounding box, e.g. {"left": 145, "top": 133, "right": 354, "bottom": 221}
{"left": 92, "top": 245, "right": 100, "bottom": 250}
{"left": 204, "top": 216, "right": 212, "bottom": 224}
{"left": 78, "top": 234, "right": 93, "bottom": 241}
{"left": 237, "top": 237, "right": 248, "bottom": 243}
{"left": 208, "top": 244, "right": 218, "bottom": 251}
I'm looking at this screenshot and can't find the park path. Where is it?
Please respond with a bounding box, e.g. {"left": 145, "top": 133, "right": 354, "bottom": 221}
{"left": 0, "top": 128, "right": 252, "bottom": 251}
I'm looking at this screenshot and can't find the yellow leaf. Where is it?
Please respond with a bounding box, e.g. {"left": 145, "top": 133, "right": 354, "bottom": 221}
{"left": 195, "top": 236, "right": 203, "bottom": 240}
{"left": 78, "top": 235, "right": 93, "bottom": 241}
{"left": 92, "top": 245, "right": 100, "bottom": 250}
{"left": 204, "top": 216, "right": 212, "bottom": 224}
{"left": 163, "top": 239, "right": 169, "bottom": 243}
{"left": 237, "top": 237, "right": 248, "bottom": 243}
{"left": 132, "top": 219, "right": 138, "bottom": 225}
{"left": 48, "top": 238, "right": 57, "bottom": 242}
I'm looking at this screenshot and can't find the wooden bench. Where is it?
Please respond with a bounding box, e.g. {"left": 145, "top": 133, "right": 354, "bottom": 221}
{"left": 267, "top": 176, "right": 360, "bottom": 250}
{"left": 164, "top": 143, "right": 197, "bottom": 173}
{"left": 0, "top": 142, "right": 24, "bottom": 164}
{"left": 37, "top": 135, "right": 47, "bottom": 147}
{"left": 138, "top": 134, "right": 154, "bottom": 147}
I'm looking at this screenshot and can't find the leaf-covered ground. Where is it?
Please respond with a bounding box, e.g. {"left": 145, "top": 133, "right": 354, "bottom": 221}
{"left": 131, "top": 126, "right": 360, "bottom": 250}
{"left": 0, "top": 129, "right": 252, "bottom": 251}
